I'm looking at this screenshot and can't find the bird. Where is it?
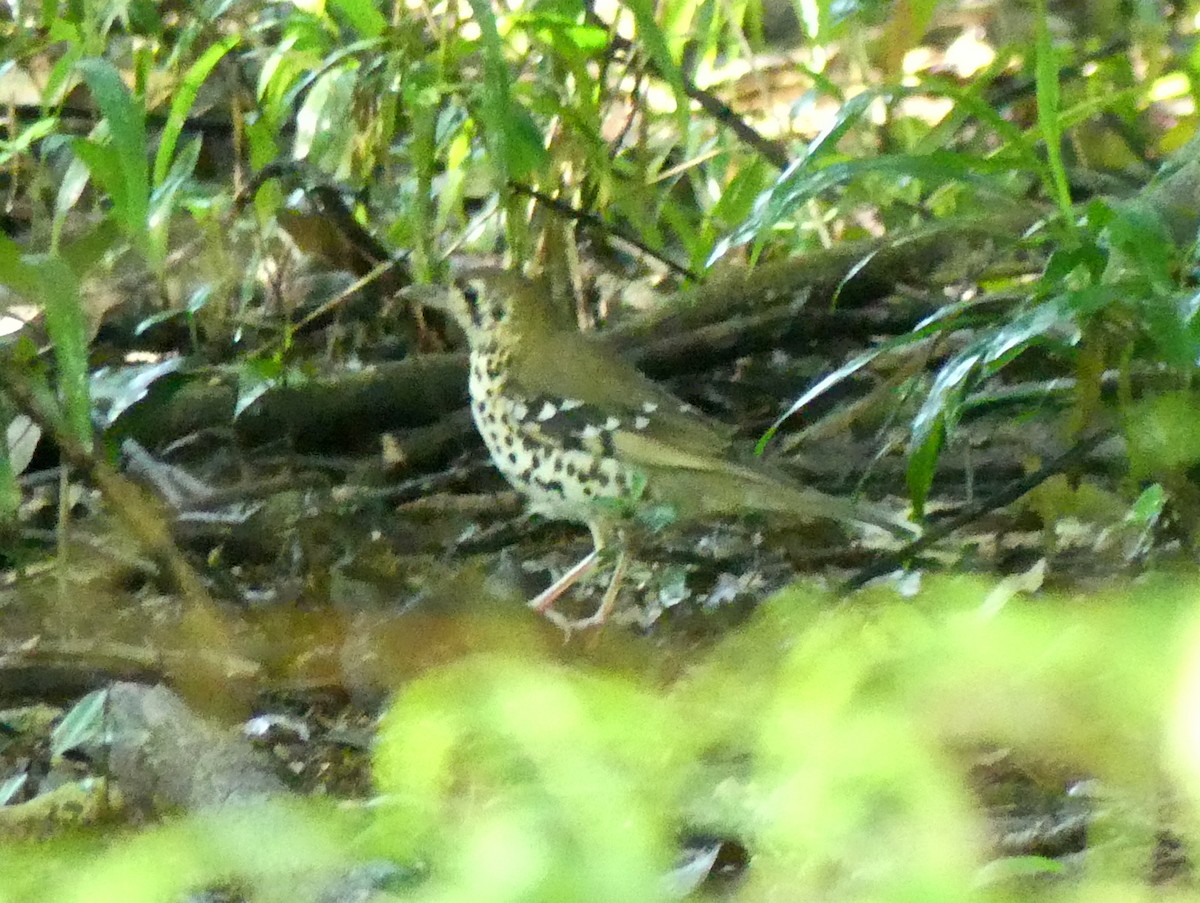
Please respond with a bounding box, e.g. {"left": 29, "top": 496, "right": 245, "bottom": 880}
{"left": 408, "top": 268, "right": 914, "bottom": 629}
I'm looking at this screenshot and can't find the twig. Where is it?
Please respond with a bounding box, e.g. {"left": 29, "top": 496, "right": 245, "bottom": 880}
{"left": 510, "top": 183, "right": 700, "bottom": 281}
{"left": 592, "top": 22, "right": 791, "bottom": 170}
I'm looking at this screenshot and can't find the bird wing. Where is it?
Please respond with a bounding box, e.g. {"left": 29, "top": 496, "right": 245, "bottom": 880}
{"left": 508, "top": 332, "right": 736, "bottom": 457}
{"left": 613, "top": 430, "right": 916, "bottom": 535}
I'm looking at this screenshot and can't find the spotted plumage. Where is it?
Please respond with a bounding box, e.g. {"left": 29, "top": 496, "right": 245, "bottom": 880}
{"left": 410, "top": 268, "right": 914, "bottom": 628}
{"left": 468, "top": 339, "right": 639, "bottom": 523}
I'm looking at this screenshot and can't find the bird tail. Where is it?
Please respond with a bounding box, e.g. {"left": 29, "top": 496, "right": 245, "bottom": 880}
{"left": 612, "top": 431, "right": 918, "bottom": 538}
{"left": 645, "top": 462, "right": 918, "bottom": 538}
{"left": 740, "top": 473, "right": 916, "bottom": 537}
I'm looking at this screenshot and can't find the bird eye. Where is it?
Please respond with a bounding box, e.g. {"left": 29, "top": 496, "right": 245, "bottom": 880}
{"left": 461, "top": 282, "right": 483, "bottom": 325}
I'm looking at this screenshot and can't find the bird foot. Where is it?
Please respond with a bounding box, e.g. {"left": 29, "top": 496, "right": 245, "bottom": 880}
{"left": 529, "top": 548, "right": 628, "bottom": 638}
{"left": 531, "top": 592, "right": 610, "bottom": 637}
{"left": 535, "top": 605, "right": 609, "bottom": 639}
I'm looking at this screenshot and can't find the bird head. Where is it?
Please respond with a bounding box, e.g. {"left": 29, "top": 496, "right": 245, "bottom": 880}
{"left": 403, "top": 268, "right": 565, "bottom": 349}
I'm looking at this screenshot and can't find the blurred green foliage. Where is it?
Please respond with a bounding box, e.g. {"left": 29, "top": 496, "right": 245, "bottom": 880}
{"left": 3, "top": 576, "right": 1197, "bottom": 900}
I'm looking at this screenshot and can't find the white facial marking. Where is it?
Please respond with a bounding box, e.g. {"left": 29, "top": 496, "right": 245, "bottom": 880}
{"left": 560, "top": 398, "right": 584, "bottom": 410}
{"left": 581, "top": 424, "right": 602, "bottom": 440}
{"left": 641, "top": 401, "right": 658, "bottom": 413}
{"left": 603, "top": 416, "right": 620, "bottom": 430}
{"left": 536, "top": 401, "right": 558, "bottom": 421}
{"left": 634, "top": 416, "right": 650, "bottom": 430}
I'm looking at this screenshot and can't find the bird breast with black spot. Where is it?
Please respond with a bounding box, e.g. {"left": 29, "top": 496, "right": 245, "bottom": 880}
{"left": 467, "top": 350, "right": 640, "bottom": 522}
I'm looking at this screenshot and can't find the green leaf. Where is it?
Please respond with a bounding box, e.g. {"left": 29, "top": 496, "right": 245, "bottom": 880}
{"left": 713, "top": 151, "right": 1021, "bottom": 263}
{"left": 374, "top": 657, "right": 674, "bottom": 894}
{"left": 0, "top": 238, "right": 90, "bottom": 446}
{"left": 912, "top": 301, "right": 1072, "bottom": 446}
{"left": 153, "top": 35, "right": 239, "bottom": 186}
{"left": 1127, "top": 483, "right": 1166, "bottom": 526}
{"left": 91, "top": 358, "right": 185, "bottom": 427}
{"left": 618, "top": 0, "right": 687, "bottom": 125}
{"left": 709, "top": 158, "right": 769, "bottom": 227}
{"left": 636, "top": 502, "right": 678, "bottom": 533}
{"left": 59, "top": 220, "right": 121, "bottom": 277}
{"left": 280, "top": 38, "right": 381, "bottom": 117}
{"left": 906, "top": 413, "right": 944, "bottom": 518}
{"left": 914, "top": 75, "right": 1041, "bottom": 170}
{"left": 1034, "top": 0, "right": 1073, "bottom": 218}
{"left": 1125, "top": 392, "right": 1200, "bottom": 478}
{"left": 35, "top": 255, "right": 91, "bottom": 446}
{"left": 976, "top": 855, "right": 1064, "bottom": 885}
{"left": 149, "top": 137, "right": 202, "bottom": 265}
{"left": 66, "top": 139, "right": 123, "bottom": 209}
{"left": 51, "top": 153, "right": 94, "bottom": 251}
{"left": 235, "top": 357, "right": 288, "bottom": 418}
{"left": 0, "top": 435, "right": 19, "bottom": 520}
{"left": 757, "top": 345, "right": 885, "bottom": 455}
{"left": 1139, "top": 290, "right": 1199, "bottom": 369}
{"left": 49, "top": 799, "right": 352, "bottom": 901}
{"left": 903, "top": 300, "right": 1075, "bottom": 513}
{"left": 51, "top": 688, "right": 109, "bottom": 757}
{"left": 328, "top": 0, "right": 387, "bottom": 37}
{"left": 466, "top": 0, "right": 549, "bottom": 181}
{"left": 803, "top": 88, "right": 880, "bottom": 164}
{"left": 294, "top": 66, "right": 355, "bottom": 163}
{"left": 0, "top": 234, "right": 40, "bottom": 297}
{"left": 795, "top": 0, "right": 828, "bottom": 39}
{"left": 1041, "top": 240, "right": 1107, "bottom": 286}
{"left": 759, "top": 253, "right": 1012, "bottom": 453}
{"left": 75, "top": 58, "right": 151, "bottom": 259}
{"left": 6, "top": 414, "right": 41, "bottom": 478}
{"left": 1105, "top": 203, "right": 1175, "bottom": 291}
{"left": 0, "top": 774, "right": 27, "bottom": 805}
{"left": 44, "top": 39, "right": 83, "bottom": 106}
{"left": 0, "top": 117, "right": 58, "bottom": 166}
{"left": 126, "top": 0, "right": 163, "bottom": 35}
{"left": 522, "top": 13, "right": 609, "bottom": 55}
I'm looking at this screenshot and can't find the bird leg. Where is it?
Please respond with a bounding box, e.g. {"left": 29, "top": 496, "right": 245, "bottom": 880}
{"left": 572, "top": 546, "right": 628, "bottom": 630}
{"left": 529, "top": 523, "right": 628, "bottom": 630}
{"left": 529, "top": 547, "right": 600, "bottom": 613}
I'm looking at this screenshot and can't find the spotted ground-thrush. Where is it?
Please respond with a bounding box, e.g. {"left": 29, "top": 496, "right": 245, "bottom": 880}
{"left": 411, "top": 269, "right": 914, "bottom": 628}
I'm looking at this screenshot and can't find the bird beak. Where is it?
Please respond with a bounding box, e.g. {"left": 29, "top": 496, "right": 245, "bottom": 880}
{"left": 398, "top": 283, "right": 453, "bottom": 310}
